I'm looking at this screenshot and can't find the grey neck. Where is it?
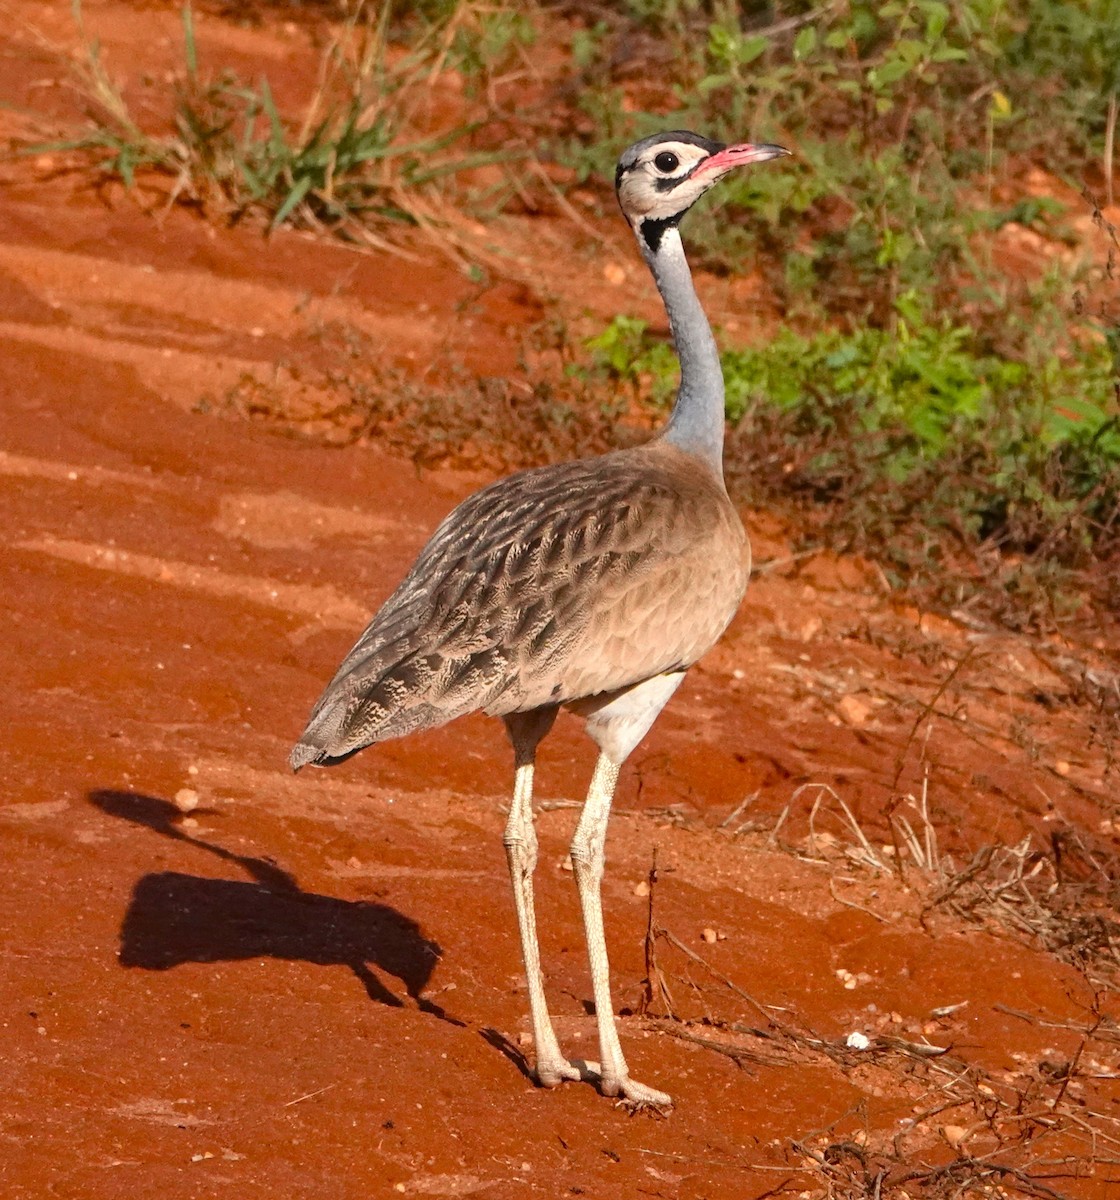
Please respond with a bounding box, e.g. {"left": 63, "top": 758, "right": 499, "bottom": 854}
{"left": 639, "top": 223, "right": 726, "bottom": 474}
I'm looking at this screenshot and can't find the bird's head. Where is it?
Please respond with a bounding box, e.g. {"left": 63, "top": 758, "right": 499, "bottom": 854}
{"left": 615, "top": 130, "right": 789, "bottom": 251}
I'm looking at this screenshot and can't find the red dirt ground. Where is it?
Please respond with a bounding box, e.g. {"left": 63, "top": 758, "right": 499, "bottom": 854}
{"left": 3, "top": 5, "right": 1120, "bottom": 1198}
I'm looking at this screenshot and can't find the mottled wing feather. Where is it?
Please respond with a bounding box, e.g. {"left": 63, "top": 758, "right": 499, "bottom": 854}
{"left": 292, "top": 444, "right": 747, "bottom": 766}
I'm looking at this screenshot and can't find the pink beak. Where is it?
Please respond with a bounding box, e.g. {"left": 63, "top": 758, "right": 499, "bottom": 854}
{"left": 694, "top": 141, "right": 790, "bottom": 177}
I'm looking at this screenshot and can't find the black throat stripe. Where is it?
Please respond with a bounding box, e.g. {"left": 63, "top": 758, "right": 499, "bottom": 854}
{"left": 640, "top": 215, "right": 680, "bottom": 253}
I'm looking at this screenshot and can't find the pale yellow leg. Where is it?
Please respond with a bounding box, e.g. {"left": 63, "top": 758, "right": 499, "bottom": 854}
{"left": 503, "top": 759, "right": 580, "bottom": 1087}
{"left": 570, "top": 752, "right": 672, "bottom": 1107}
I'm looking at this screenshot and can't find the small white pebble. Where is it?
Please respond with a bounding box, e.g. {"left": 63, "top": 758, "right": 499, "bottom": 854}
{"left": 846, "top": 1031, "right": 871, "bottom": 1050}
{"left": 174, "top": 788, "right": 199, "bottom": 813}
{"left": 701, "top": 927, "right": 717, "bottom": 944}
{"left": 633, "top": 880, "right": 649, "bottom": 897}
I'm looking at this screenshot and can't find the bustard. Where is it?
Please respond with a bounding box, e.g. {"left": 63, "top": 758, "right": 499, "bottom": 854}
{"left": 291, "top": 130, "right": 789, "bottom": 1107}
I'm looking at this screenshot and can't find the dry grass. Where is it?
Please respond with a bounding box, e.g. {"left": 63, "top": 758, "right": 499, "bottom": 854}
{"left": 191, "top": 312, "right": 635, "bottom": 472}
{"left": 18, "top": 0, "right": 529, "bottom": 265}
{"left": 627, "top": 768, "right": 1120, "bottom": 1198}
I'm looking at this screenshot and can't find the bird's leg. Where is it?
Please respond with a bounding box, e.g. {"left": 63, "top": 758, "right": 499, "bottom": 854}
{"left": 502, "top": 711, "right": 579, "bottom": 1088}
{"left": 570, "top": 753, "right": 672, "bottom": 1108}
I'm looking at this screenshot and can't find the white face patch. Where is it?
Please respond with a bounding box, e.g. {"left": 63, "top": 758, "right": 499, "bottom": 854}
{"left": 616, "top": 140, "right": 721, "bottom": 222}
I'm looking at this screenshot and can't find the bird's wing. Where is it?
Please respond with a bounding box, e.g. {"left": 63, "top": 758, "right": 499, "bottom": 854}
{"left": 291, "top": 445, "right": 746, "bottom": 766}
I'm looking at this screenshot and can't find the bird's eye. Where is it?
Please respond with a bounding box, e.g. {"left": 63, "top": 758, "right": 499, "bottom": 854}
{"left": 653, "top": 151, "right": 680, "bottom": 173}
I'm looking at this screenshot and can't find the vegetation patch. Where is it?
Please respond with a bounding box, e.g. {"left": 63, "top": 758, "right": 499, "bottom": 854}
{"left": 32, "top": 1, "right": 523, "bottom": 254}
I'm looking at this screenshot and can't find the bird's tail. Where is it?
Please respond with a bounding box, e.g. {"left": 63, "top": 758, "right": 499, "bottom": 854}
{"left": 288, "top": 658, "right": 431, "bottom": 772}
{"left": 289, "top": 740, "right": 325, "bottom": 772}
{"left": 289, "top": 689, "right": 354, "bottom": 772}
{"left": 289, "top": 620, "right": 509, "bottom": 773}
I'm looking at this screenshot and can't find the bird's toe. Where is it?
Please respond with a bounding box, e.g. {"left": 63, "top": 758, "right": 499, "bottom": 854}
{"left": 608, "top": 1075, "right": 673, "bottom": 1111}
{"left": 534, "top": 1057, "right": 582, "bottom": 1088}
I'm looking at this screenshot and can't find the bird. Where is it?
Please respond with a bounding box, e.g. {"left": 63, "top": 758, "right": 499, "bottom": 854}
{"left": 290, "top": 130, "right": 790, "bottom": 1108}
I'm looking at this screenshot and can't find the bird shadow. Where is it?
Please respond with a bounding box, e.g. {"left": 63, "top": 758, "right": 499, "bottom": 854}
{"left": 88, "top": 789, "right": 458, "bottom": 1022}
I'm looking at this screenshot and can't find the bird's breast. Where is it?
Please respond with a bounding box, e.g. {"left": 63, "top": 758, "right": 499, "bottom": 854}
{"left": 498, "top": 465, "right": 749, "bottom": 711}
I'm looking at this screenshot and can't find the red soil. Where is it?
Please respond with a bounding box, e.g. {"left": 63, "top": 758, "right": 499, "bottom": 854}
{"left": 2, "top": 5, "right": 1118, "bottom": 1197}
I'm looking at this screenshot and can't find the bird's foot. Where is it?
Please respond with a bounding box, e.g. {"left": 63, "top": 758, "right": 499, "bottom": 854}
{"left": 598, "top": 1069, "right": 673, "bottom": 1112}
{"left": 534, "top": 1055, "right": 583, "bottom": 1089}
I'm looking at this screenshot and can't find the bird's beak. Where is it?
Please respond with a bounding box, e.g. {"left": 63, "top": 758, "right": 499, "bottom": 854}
{"left": 694, "top": 141, "right": 791, "bottom": 177}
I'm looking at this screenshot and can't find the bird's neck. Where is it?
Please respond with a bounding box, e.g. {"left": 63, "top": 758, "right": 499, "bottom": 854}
{"left": 641, "top": 224, "right": 726, "bottom": 475}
